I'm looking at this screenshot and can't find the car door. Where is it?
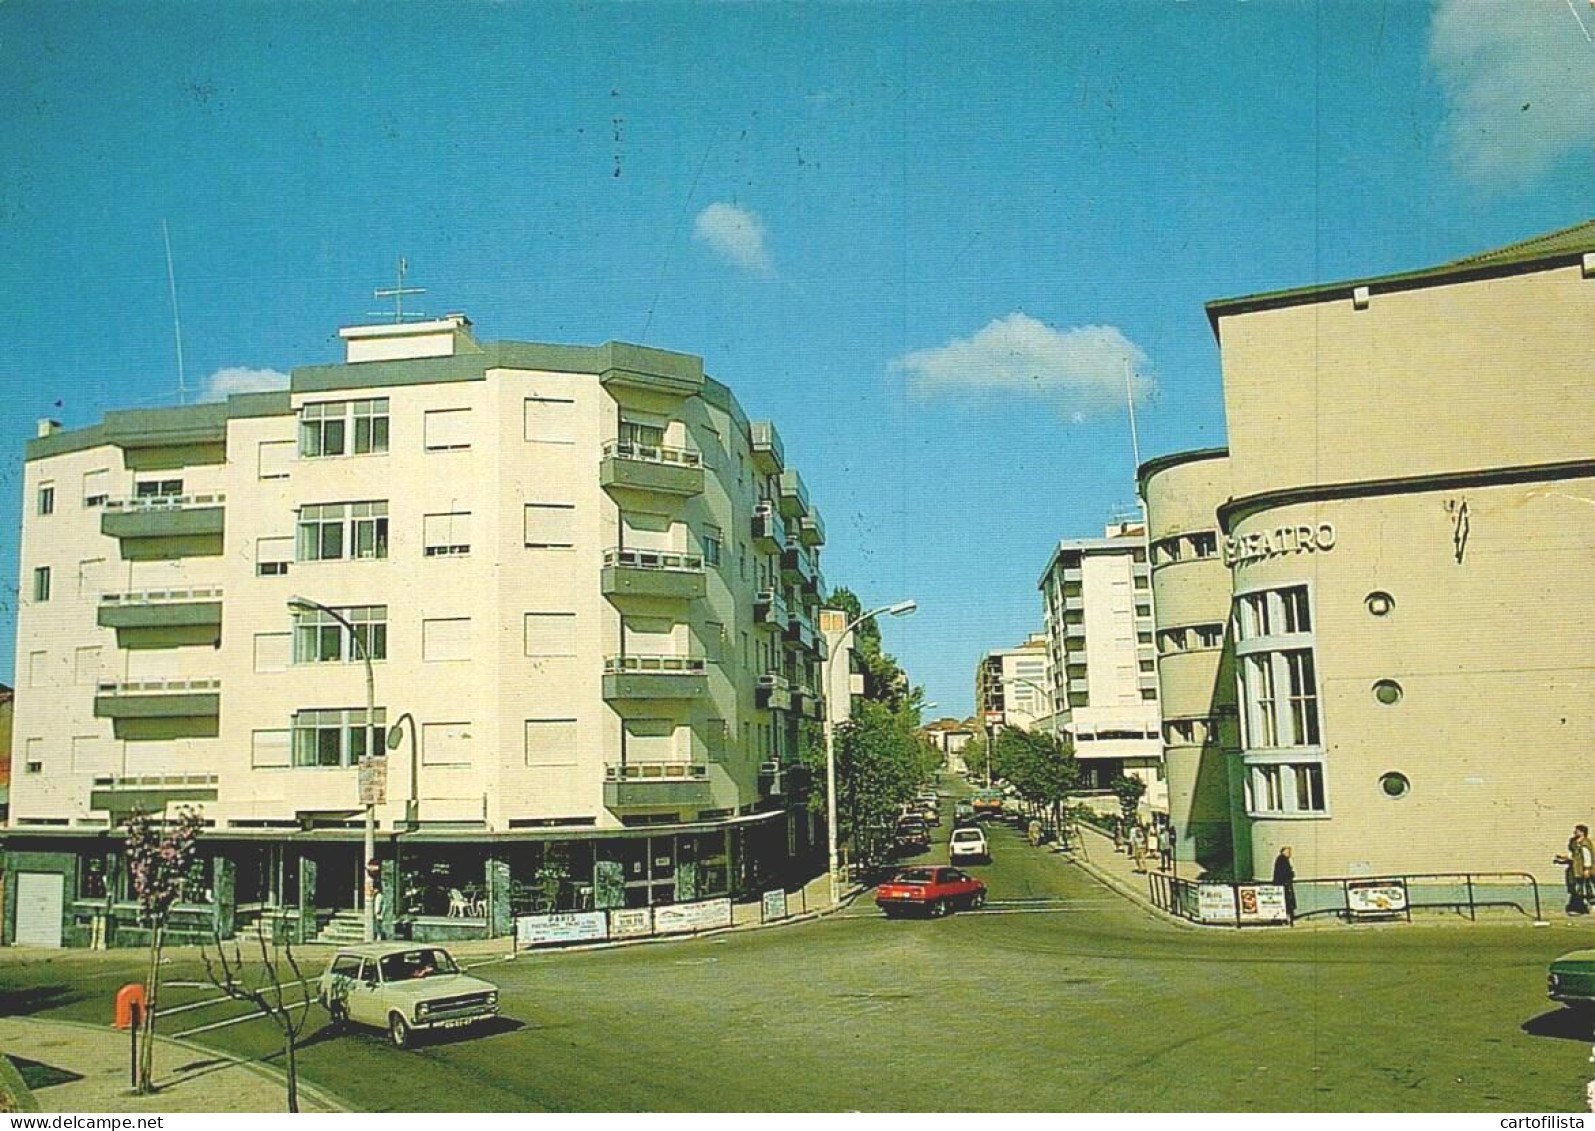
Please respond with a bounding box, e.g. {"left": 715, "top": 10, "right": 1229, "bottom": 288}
{"left": 944, "top": 868, "right": 975, "bottom": 902}
{"left": 350, "top": 957, "right": 382, "bottom": 1027}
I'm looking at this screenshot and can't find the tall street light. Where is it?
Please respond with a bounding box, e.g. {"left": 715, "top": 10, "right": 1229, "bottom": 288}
{"left": 1001, "top": 676, "right": 1060, "bottom": 750}
{"left": 824, "top": 599, "right": 916, "bottom": 907}
{"left": 387, "top": 712, "right": 420, "bottom": 829}
{"left": 289, "top": 595, "right": 380, "bottom": 943}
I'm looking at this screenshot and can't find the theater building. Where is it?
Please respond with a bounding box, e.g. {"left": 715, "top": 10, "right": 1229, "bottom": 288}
{"left": 1145, "top": 219, "right": 1595, "bottom": 882}
{"left": 4, "top": 315, "right": 830, "bottom": 946}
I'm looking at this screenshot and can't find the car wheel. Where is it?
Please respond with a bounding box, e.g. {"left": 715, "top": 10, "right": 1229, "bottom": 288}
{"left": 931, "top": 898, "right": 950, "bottom": 918}
{"left": 389, "top": 1013, "right": 413, "bottom": 1049}
{"left": 970, "top": 890, "right": 987, "bottom": 910}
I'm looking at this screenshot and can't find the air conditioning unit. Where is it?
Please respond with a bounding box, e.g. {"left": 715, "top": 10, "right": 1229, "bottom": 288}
{"left": 758, "top": 761, "right": 784, "bottom": 796}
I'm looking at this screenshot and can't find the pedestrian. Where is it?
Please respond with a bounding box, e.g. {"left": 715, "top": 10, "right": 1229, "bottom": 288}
{"left": 1272, "top": 846, "right": 1296, "bottom": 923}
{"left": 1145, "top": 825, "right": 1161, "bottom": 872}
{"left": 1130, "top": 824, "right": 1147, "bottom": 873}
{"left": 1027, "top": 817, "right": 1043, "bottom": 848}
{"left": 1113, "top": 819, "right": 1126, "bottom": 854}
{"left": 366, "top": 857, "right": 387, "bottom": 940}
{"left": 1555, "top": 826, "right": 1595, "bottom": 915}
{"left": 1161, "top": 823, "right": 1176, "bottom": 871}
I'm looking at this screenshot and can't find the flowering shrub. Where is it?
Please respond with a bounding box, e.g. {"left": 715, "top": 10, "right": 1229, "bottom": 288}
{"left": 123, "top": 806, "right": 205, "bottom": 923}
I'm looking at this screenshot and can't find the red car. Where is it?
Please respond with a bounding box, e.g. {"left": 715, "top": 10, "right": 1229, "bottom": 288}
{"left": 875, "top": 866, "right": 987, "bottom": 918}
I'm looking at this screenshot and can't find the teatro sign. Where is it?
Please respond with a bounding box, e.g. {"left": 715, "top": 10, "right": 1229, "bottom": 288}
{"left": 1224, "top": 522, "right": 1336, "bottom": 567}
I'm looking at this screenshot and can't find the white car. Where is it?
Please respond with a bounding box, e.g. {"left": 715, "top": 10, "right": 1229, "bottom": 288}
{"left": 948, "top": 826, "right": 990, "bottom": 865}
{"left": 319, "top": 943, "right": 500, "bottom": 1048}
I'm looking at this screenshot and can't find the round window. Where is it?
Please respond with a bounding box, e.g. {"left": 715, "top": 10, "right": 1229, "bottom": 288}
{"left": 1372, "top": 679, "right": 1403, "bottom": 705}
{"left": 1366, "top": 591, "right": 1395, "bottom": 617}
{"left": 1379, "top": 772, "right": 1410, "bottom": 799}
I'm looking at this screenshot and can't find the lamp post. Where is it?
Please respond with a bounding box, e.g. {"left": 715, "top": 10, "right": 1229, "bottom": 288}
{"left": 289, "top": 595, "right": 380, "bottom": 943}
{"left": 824, "top": 599, "right": 916, "bottom": 907}
{"left": 1000, "top": 676, "right": 1060, "bottom": 750}
{"left": 387, "top": 712, "right": 420, "bottom": 829}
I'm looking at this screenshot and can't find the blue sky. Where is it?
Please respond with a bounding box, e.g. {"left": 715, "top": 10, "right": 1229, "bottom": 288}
{"left": 1, "top": 1, "right": 1591, "bottom": 716}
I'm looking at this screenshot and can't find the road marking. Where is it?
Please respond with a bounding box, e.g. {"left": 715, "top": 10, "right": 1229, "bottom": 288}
{"left": 157, "top": 978, "right": 317, "bottom": 1018}
{"left": 172, "top": 998, "right": 314, "bottom": 1038}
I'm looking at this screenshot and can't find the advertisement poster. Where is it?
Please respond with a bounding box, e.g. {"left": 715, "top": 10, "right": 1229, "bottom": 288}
{"left": 1237, "top": 884, "right": 1290, "bottom": 925}
{"left": 654, "top": 897, "right": 733, "bottom": 935}
{"left": 1197, "top": 884, "right": 1237, "bottom": 924}
{"left": 1347, "top": 879, "right": 1409, "bottom": 918}
{"left": 516, "top": 910, "right": 608, "bottom": 947}
{"left": 762, "top": 888, "right": 789, "bottom": 923}
{"left": 608, "top": 907, "right": 654, "bottom": 939}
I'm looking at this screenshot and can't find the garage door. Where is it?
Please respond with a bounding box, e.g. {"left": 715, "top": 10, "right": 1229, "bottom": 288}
{"left": 15, "top": 872, "right": 65, "bottom": 947}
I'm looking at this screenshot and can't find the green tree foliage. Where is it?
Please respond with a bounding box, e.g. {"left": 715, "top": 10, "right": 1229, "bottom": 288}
{"left": 1111, "top": 774, "right": 1148, "bottom": 822}
{"left": 990, "top": 728, "right": 1079, "bottom": 829}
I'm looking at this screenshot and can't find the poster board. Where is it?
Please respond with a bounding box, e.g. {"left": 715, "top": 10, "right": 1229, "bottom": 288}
{"left": 516, "top": 910, "right": 608, "bottom": 947}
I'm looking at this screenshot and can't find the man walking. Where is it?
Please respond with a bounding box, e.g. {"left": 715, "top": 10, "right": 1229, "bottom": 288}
{"left": 1272, "top": 846, "right": 1297, "bottom": 923}
{"left": 1556, "top": 826, "right": 1595, "bottom": 915}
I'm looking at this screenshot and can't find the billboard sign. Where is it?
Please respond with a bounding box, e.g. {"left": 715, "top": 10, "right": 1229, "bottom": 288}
{"left": 653, "top": 897, "right": 733, "bottom": 935}
{"left": 1347, "top": 878, "right": 1408, "bottom": 919}
{"left": 1236, "top": 884, "right": 1290, "bottom": 924}
{"left": 515, "top": 910, "right": 608, "bottom": 947}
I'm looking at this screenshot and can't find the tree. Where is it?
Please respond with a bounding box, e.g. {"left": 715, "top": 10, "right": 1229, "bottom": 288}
{"left": 201, "top": 926, "right": 315, "bottom": 1112}
{"left": 124, "top": 806, "right": 205, "bottom": 1094}
{"left": 993, "top": 728, "right": 1079, "bottom": 831}
{"left": 1111, "top": 774, "right": 1148, "bottom": 823}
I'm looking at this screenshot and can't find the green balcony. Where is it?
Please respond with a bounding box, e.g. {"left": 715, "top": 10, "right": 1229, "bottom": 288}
{"left": 783, "top": 613, "right": 816, "bottom": 653}
{"left": 751, "top": 420, "right": 785, "bottom": 475}
{"left": 603, "top": 762, "right": 714, "bottom": 810}
{"left": 98, "top": 589, "right": 223, "bottom": 648}
{"left": 90, "top": 774, "right": 219, "bottom": 818}
{"left": 602, "top": 655, "right": 709, "bottom": 701}
{"left": 777, "top": 468, "right": 810, "bottom": 520}
{"left": 601, "top": 548, "right": 707, "bottom": 602}
{"left": 799, "top": 508, "right": 825, "bottom": 547}
{"left": 600, "top": 440, "right": 705, "bottom": 497}
{"left": 756, "top": 673, "right": 792, "bottom": 712}
{"left": 752, "top": 503, "right": 786, "bottom": 554}
{"left": 794, "top": 686, "right": 826, "bottom": 721}
{"left": 753, "top": 589, "right": 789, "bottom": 633}
{"left": 100, "top": 495, "right": 226, "bottom": 560}
{"left": 93, "top": 679, "right": 221, "bottom": 740}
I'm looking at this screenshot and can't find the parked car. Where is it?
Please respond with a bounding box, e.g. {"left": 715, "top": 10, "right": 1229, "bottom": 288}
{"left": 319, "top": 943, "right": 500, "bottom": 1048}
{"left": 875, "top": 866, "right": 987, "bottom": 918}
{"left": 1548, "top": 949, "right": 1595, "bottom": 1012}
{"left": 894, "top": 815, "right": 931, "bottom": 854}
{"left": 953, "top": 801, "right": 976, "bottom": 826}
{"left": 948, "top": 825, "right": 990, "bottom": 865}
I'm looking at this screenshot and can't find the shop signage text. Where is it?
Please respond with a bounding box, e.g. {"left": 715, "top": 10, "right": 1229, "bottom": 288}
{"left": 1224, "top": 523, "right": 1336, "bottom": 567}
{"left": 654, "top": 897, "right": 733, "bottom": 935}
{"left": 761, "top": 888, "right": 789, "bottom": 923}
{"left": 515, "top": 910, "right": 607, "bottom": 947}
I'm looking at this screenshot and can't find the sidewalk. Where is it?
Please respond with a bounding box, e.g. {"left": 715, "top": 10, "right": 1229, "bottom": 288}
{"left": 0, "top": 1016, "right": 349, "bottom": 1114}
{"left": 1062, "top": 822, "right": 1194, "bottom": 927}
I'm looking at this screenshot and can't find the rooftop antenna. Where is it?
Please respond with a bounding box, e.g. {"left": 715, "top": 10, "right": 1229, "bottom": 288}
{"left": 162, "top": 220, "right": 187, "bottom": 405}
{"left": 371, "top": 257, "right": 426, "bottom": 323}
{"left": 1123, "top": 357, "right": 1142, "bottom": 476}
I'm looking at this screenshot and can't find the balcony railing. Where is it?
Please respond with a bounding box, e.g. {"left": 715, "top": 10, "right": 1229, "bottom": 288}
{"left": 98, "top": 678, "right": 221, "bottom": 696}
{"left": 603, "top": 761, "right": 714, "bottom": 809}
{"left": 602, "top": 547, "right": 705, "bottom": 572}
{"left": 605, "top": 761, "right": 709, "bottom": 782}
{"left": 752, "top": 502, "right": 787, "bottom": 552}
{"left": 756, "top": 673, "right": 793, "bottom": 711}
{"left": 600, "top": 441, "right": 705, "bottom": 497}
{"left": 777, "top": 468, "right": 810, "bottom": 519}
{"left": 104, "top": 492, "right": 226, "bottom": 512}
{"left": 603, "top": 654, "right": 707, "bottom": 675}
{"left": 754, "top": 588, "right": 789, "bottom": 631}
{"left": 88, "top": 773, "right": 219, "bottom": 815}
{"left": 93, "top": 679, "right": 221, "bottom": 739}
{"left": 751, "top": 420, "right": 785, "bottom": 474}
{"left": 601, "top": 439, "right": 703, "bottom": 468}
{"left": 97, "top": 588, "right": 225, "bottom": 643}
{"left": 101, "top": 587, "right": 224, "bottom": 606}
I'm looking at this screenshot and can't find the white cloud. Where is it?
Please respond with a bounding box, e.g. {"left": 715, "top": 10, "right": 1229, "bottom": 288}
{"left": 892, "top": 314, "right": 1153, "bottom": 419}
{"left": 201, "top": 366, "right": 290, "bottom": 402}
{"left": 693, "top": 202, "right": 772, "bottom": 273}
{"left": 1428, "top": 0, "right": 1595, "bottom": 188}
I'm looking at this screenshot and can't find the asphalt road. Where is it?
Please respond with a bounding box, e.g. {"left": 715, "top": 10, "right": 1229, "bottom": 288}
{"left": 6, "top": 802, "right": 1594, "bottom": 1111}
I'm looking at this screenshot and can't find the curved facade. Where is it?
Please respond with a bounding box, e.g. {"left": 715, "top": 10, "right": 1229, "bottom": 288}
{"left": 1140, "top": 450, "right": 1242, "bottom": 875}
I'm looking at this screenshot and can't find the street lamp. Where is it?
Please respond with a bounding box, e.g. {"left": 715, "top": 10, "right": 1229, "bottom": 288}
{"left": 824, "top": 599, "right": 916, "bottom": 907}
{"left": 387, "top": 712, "right": 420, "bottom": 829}
{"left": 1000, "top": 676, "right": 1060, "bottom": 750}
{"left": 288, "top": 595, "right": 380, "bottom": 943}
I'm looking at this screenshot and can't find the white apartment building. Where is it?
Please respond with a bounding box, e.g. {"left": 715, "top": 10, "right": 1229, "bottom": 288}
{"left": 3, "top": 315, "right": 832, "bottom": 947}
{"left": 1037, "top": 522, "right": 1165, "bottom": 809}
{"left": 973, "top": 634, "right": 1051, "bottom": 732}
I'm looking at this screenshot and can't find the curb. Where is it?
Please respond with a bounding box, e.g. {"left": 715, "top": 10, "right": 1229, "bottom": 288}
{"left": 10, "top": 1016, "right": 355, "bottom": 1114}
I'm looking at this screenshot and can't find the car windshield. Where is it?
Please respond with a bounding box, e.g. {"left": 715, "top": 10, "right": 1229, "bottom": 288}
{"left": 952, "top": 830, "right": 982, "bottom": 841}
{"left": 378, "top": 948, "right": 459, "bottom": 981}
{"left": 894, "top": 869, "right": 936, "bottom": 885}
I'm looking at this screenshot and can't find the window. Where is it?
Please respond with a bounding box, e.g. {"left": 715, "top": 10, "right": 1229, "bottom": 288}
{"left": 421, "top": 618, "right": 471, "bottom": 662}
{"left": 291, "top": 707, "right": 386, "bottom": 768}
{"left": 423, "top": 512, "right": 472, "bottom": 556}
{"left": 299, "top": 399, "right": 389, "bottom": 458}
{"left": 702, "top": 524, "right": 723, "bottom": 567}
{"left": 1366, "top": 591, "right": 1395, "bottom": 617}
{"left": 258, "top": 440, "right": 293, "bottom": 480}
{"left": 32, "top": 566, "right": 50, "bottom": 603}
{"left": 37, "top": 483, "right": 55, "bottom": 515}
{"left": 297, "top": 502, "right": 388, "bottom": 561}
{"left": 423, "top": 408, "right": 472, "bottom": 451}
{"left": 1380, "top": 771, "right": 1410, "bottom": 799}
{"left": 256, "top": 536, "right": 293, "bottom": 577}
{"left": 253, "top": 632, "right": 291, "bottom": 673}
{"left": 1284, "top": 650, "right": 1320, "bottom": 744}
{"left": 251, "top": 730, "right": 292, "bottom": 769}
{"left": 293, "top": 605, "right": 387, "bottom": 664}
{"left": 1242, "top": 654, "right": 1278, "bottom": 747}
{"left": 82, "top": 468, "right": 109, "bottom": 507}
{"left": 136, "top": 479, "right": 184, "bottom": 499}
{"left": 1236, "top": 586, "right": 1320, "bottom": 751}
{"left": 28, "top": 650, "right": 48, "bottom": 688}
{"left": 1190, "top": 532, "right": 1218, "bottom": 559}
{"left": 1373, "top": 679, "right": 1403, "bottom": 705}
{"left": 620, "top": 419, "right": 665, "bottom": 448}
{"left": 1193, "top": 624, "right": 1224, "bottom": 649}
{"left": 525, "top": 719, "right": 579, "bottom": 766}
{"left": 421, "top": 722, "right": 472, "bottom": 766}
{"left": 74, "top": 646, "right": 102, "bottom": 686}
{"left": 76, "top": 557, "right": 105, "bottom": 598}
{"left": 524, "top": 503, "right": 575, "bottom": 549}
{"left": 24, "top": 738, "right": 43, "bottom": 775}
{"left": 524, "top": 396, "right": 576, "bottom": 444}
{"left": 524, "top": 613, "right": 577, "bottom": 658}
{"left": 1247, "top": 761, "right": 1326, "bottom": 815}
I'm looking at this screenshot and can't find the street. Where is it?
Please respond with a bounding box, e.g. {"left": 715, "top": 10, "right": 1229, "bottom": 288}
{"left": 4, "top": 803, "right": 1591, "bottom": 1112}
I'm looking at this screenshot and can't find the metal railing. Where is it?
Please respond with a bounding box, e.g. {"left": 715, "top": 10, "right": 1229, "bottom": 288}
{"left": 96, "top": 678, "right": 221, "bottom": 695}
{"left": 104, "top": 492, "right": 226, "bottom": 511}
{"left": 603, "top": 654, "right": 707, "bottom": 674}
{"left": 605, "top": 762, "right": 709, "bottom": 781}
{"left": 603, "top": 547, "right": 705, "bottom": 573}
{"left": 1147, "top": 870, "right": 1544, "bottom": 925}
{"left": 91, "top": 773, "right": 219, "bottom": 788}
{"left": 100, "top": 587, "right": 223, "bottom": 605}
{"left": 602, "top": 439, "right": 703, "bottom": 468}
